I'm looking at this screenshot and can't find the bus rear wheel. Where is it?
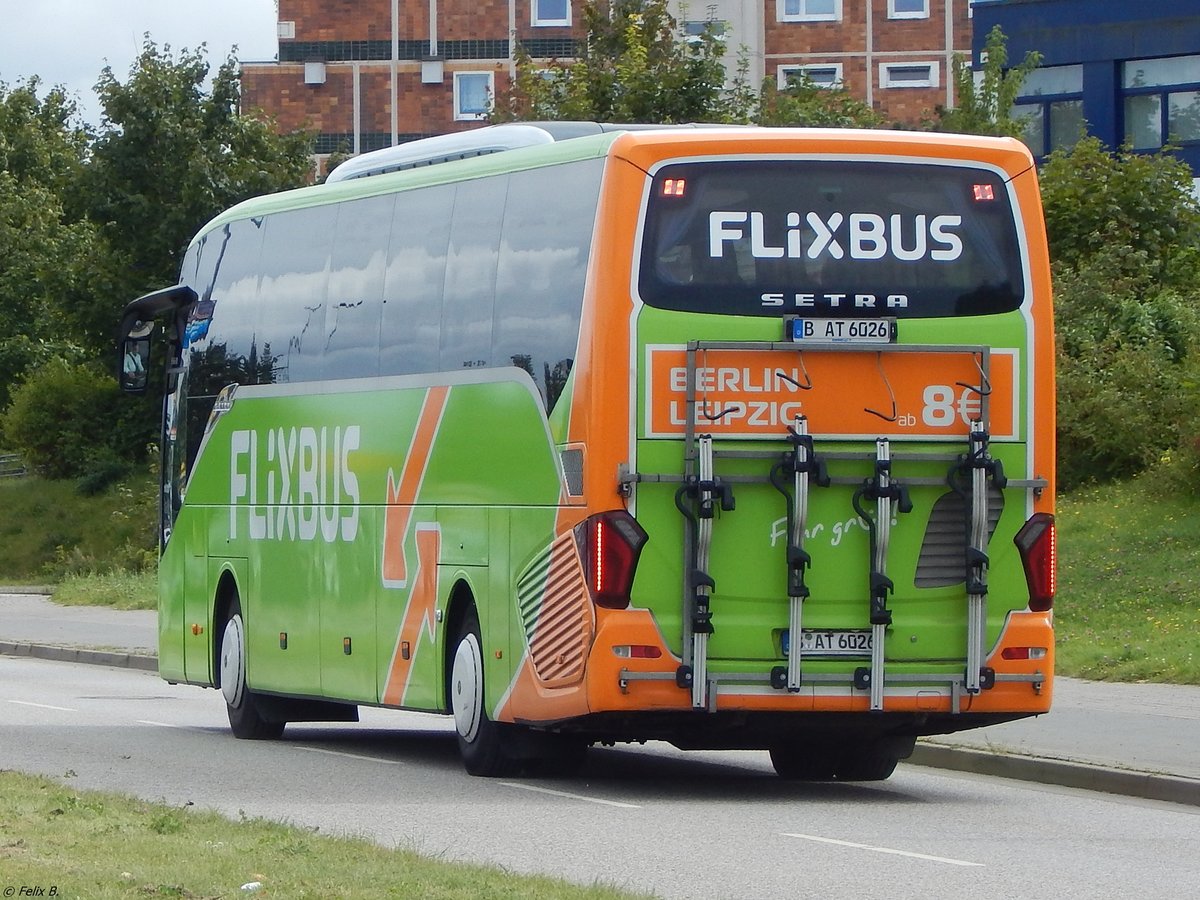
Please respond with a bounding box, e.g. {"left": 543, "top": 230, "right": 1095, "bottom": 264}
{"left": 769, "top": 743, "right": 838, "bottom": 781}
{"left": 833, "top": 736, "right": 914, "bottom": 781}
{"left": 450, "top": 609, "right": 521, "bottom": 777}
{"left": 770, "top": 737, "right": 909, "bottom": 782}
{"left": 219, "top": 594, "right": 285, "bottom": 740}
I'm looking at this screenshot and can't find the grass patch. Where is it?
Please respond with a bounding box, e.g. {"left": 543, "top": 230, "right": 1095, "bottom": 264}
{"left": 0, "top": 770, "right": 648, "bottom": 900}
{"left": 0, "top": 472, "right": 156, "bottom": 584}
{"left": 52, "top": 570, "right": 157, "bottom": 611}
{"left": 1056, "top": 475, "right": 1200, "bottom": 684}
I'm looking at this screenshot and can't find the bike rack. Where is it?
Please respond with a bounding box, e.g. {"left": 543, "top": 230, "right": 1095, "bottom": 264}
{"left": 621, "top": 339, "right": 1048, "bottom": 713}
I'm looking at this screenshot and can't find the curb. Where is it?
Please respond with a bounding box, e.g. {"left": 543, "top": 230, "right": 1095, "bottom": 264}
{"left": 908, "top": 743, "right": 1200, "bottom": 808}
{"left": 0, "top": 641, "right": 157, "bottom": 673}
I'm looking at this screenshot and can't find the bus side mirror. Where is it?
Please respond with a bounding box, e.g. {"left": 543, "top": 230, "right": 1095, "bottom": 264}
{"left": 119, "top": 320, "right": 154, "bottom": 394}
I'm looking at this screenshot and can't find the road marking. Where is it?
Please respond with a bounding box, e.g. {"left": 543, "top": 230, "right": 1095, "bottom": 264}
{"left": 137, "top": 719, "right": 212, "bottom": 733}
{"left": 499, "top": 782, "right": 642, "bottom": 809}
{"left": 7, "top": 699, "right": 76, "bottom": 712}
{"left": 781, "top": 833, "right": 984, "bottom": 867}
{"left": 293, "top": 745, "right": 406, "bottom": 765}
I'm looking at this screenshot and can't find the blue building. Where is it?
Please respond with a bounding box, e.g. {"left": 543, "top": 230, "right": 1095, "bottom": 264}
{"left": 971, "top": 0, "right": 1200, "bottom": 177}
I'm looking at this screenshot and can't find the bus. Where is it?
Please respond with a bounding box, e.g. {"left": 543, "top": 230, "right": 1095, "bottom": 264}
{"left": 119, "top": 123, "right": 1056, "bottom": 780}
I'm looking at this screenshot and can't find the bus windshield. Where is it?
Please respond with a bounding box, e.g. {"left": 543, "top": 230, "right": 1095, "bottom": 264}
{"left": 638, "top": 159, "right": 1025, "bottom": 319}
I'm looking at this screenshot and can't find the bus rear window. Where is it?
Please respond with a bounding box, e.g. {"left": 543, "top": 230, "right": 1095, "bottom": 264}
{"left": 637, "top": 159, "right": 1025, "bottom": 318}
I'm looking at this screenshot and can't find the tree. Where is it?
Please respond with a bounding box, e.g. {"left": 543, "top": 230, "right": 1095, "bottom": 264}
{"left": 0, "top": 79, "right": 96, "bottom": 411}
{"left": 493, "top": 0, "right": 894, "bottom": 129}
{"left": 1, "top": 43, "right": 315, "bottom": 478}
{"left": 756, "top": 73, "right": 887, "bottom": 128}
{"left": 493, "top": 0, "right": 741, "bottom": 124}
{"left": 931, "top": 25, "right": 1041, "bottom": 137}
{"left": 85, "top": 41, "right": 313, "bottom": 299}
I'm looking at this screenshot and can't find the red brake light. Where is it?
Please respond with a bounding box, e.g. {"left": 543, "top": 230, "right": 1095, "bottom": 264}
{"left": 1001, "top": 646, "right": 1048, "bottom": 660}
{"left": 661, "top": 178, "right": 687, "bottom": 197}
{"left": 575, "top": 510, "right": 649, "bottom": 609}
{"left": 1014, "top": 513, "right": 1056, "bottom": 611}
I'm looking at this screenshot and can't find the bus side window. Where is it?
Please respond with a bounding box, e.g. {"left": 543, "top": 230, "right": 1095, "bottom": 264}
{"left": 381, "top": 184, "right": 453, "bottom": 376}
{"left": 494, "top": 159, "right": 602, "bottom": 410}
{"left": 256, "top": 205, "right": 336, "bottom": 384}
{"left": 326, "top": 193, "right": 392, "bottom": 380}
{"left": 442, "top": 177, "right": 507, "bottom": 373}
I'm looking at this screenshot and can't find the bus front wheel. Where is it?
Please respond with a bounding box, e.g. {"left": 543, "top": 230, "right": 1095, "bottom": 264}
{"left": 450, "top": 609, "right": 521, "bottom": 777}
{"left": 219, "top": 595, "right": 285, "bottom": 740}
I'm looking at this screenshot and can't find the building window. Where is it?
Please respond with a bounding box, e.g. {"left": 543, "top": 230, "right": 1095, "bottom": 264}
{"left": 533, "top": 0, "right": 570, "bottom": 27}
{"left": 778, "top": 64, "right": 843, "bottom": 90}
{"left": 879, "top": 62, "right": 939, "bottom": 89}
{"left": 778, "top": 0, "right": 841, "bottom": 23}
{"left": 454, "top": 71, "right": 494, "bottom": 121}
{"left": 683, "top": 20, "right": 726, "bottom": 45}
{"left": 1122, "top": 55, "right": 1200, "bottom": 150}
{"left": 1011, "top": 64, "right": 1085, "bottom": 157}
{"left": 888, "top": 0, "right": 929, "bottom": 19}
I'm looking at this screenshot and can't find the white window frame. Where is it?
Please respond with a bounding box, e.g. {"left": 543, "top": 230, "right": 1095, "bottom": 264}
{"left": 533, "top": 0, "right": 571, "bottom": 27}
{"left": 683, "top": 20, "right": 727, "bottom": 45}
{"left": 453, "top": 71, "right": 494, "bottom": 121}
{"left": 777, "top": 0, "right": 842, "bottom": 24}
{"left": 778, "top": 63, "right": 844, "bottom": 90}
{"left": 879, "top": 61, "right": 940, "bottom": 89}
{"left": 888, "top": 0, "right": 930, "bottom": 20}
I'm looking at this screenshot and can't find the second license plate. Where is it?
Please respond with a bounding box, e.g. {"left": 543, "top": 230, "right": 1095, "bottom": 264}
{"left": 783, "top": 629, "right": 874, "bottom": 657}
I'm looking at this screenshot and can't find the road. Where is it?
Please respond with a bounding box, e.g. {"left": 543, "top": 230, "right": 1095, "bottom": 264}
{"left": 2, "top": 655, "right": 1197, "bottom": 900}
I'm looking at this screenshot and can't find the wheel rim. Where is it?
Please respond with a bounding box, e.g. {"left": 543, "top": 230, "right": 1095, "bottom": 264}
{"left": 220, "top": 614, "right": 247, "bottom": 709}
{"left": 451, "top": 632, "right": 483, "bottom": 743}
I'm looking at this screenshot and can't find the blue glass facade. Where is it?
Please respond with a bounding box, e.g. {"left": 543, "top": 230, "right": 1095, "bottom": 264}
{"left": 972, "top": 0, "right": 1200, "bottom": 174}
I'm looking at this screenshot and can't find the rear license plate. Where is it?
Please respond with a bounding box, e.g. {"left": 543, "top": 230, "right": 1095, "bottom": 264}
{"left": 783, "top": 629, "right": 874, "bottom": 657}
{"left": 791, "top": 318, "right": 895, "bottom": 344}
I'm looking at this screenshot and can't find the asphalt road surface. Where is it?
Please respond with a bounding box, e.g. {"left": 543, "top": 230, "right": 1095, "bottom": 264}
{"left": 3, "top": 656, "right": 1197, "bottom": 900}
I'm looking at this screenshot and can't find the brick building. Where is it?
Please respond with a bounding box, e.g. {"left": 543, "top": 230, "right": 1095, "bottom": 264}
{"left": 240, "top": 0, "right": 975, "bottom": 163}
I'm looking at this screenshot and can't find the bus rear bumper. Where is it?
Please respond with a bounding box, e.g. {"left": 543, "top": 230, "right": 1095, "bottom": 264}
{"left": 583, "top": 609, "right": 1053, "bottom": 721}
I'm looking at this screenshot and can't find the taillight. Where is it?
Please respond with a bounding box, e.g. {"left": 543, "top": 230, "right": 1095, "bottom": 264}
{"left": 574, "top": 510, "right": 649, "bottom": 609}
{"left": 1001, "top": 646, "right": 1048, "bottom": 660}
{"left": 1014, "top": 513, "right": 1056, "bottom": 611}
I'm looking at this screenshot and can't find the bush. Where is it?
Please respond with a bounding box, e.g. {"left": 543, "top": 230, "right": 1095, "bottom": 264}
{"left": 1054, "top": 252, "right": 1200, "bottom": 490}
{"left": 1056, "top": 337, "right": 1193, "bottom": 490}
{"left": 1040, "top": 137, "right": 1200, "bottom": 285}
{"left": 1042, "top": 141, "right": 1200, "bottom": 491}
{"left": 0, "top": 359, "right": 128, "bottom": 479}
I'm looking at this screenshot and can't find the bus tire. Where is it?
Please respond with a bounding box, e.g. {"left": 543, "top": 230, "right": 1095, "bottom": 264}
{"left": 834, "top": 737, "right": 912, "bottom": 782}
{"left": 219, "top": 595, "right": 285, "bottom": 740}
{"left": 769, "top": 743, "right": 838, "bottom": 781}
{"left": 450, "top": 609, "right": 521, "bottom": 777}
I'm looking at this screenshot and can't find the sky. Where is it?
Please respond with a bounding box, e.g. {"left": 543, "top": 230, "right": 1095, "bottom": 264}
{"left": 0, "top": 0, "right": 279, "bottom": 127}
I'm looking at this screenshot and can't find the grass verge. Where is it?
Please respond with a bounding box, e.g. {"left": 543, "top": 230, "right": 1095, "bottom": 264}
{"left": 0, "top": 770, "right": 648, "bottom": 900}
{"left": 0, "top": 473, "right": 156, "bottom": 584}
{"left": 51, "top": 570, "right": 156, "bottom": 611}
{"left": 1055, "top": 475, "right": 1200, "bottom": 684}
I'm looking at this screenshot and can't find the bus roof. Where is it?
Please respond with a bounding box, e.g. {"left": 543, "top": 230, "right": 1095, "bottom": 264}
{"left": 191, "top": 129, "right": 623, "bottom": 247}
{"left": 192, "top": 125, "right": 1036, "bottom": 249}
